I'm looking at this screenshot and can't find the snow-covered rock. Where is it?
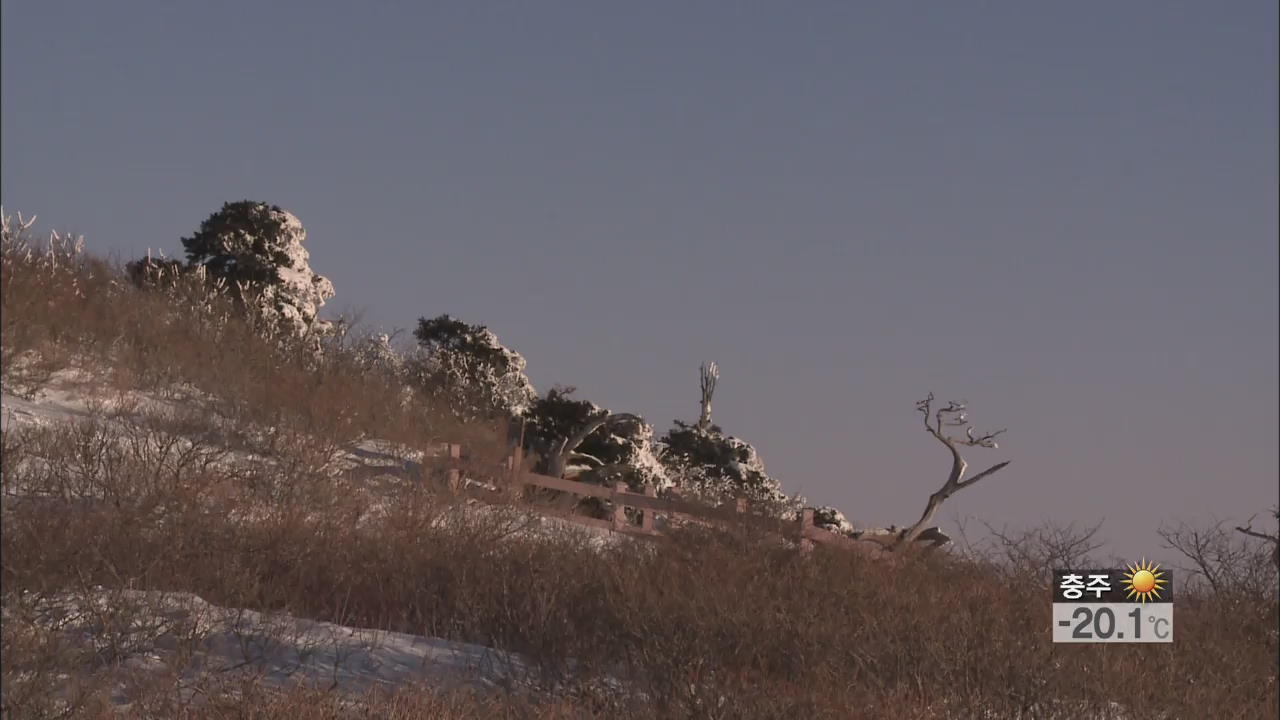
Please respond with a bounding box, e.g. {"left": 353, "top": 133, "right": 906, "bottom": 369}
{"left": 812, "top": 505, "right": 856, "bottom": 535}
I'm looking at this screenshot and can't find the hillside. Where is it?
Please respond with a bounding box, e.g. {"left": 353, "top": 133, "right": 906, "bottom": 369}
{"left": 2, "top": 217, "right": 1277, "bottom": 719}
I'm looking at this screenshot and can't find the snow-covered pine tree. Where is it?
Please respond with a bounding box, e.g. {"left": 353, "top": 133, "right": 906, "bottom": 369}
{"left": 410, "top": 314, "right": 537, "bottom": 423}
{"left": 522, "top": 386, "right": 669, "bottom": 491}
{"left": 660, "top": 362, "right": 789, "bottom": 509}
{"left": 180, "top": 201, "right": 335, "bottom": 340}
{"left": 660, "top": 419, "right": 787, "bottom": 507}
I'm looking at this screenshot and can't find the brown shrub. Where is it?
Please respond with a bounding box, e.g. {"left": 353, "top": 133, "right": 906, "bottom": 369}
{"left": 4, "top": 412, "right": 1275, "bottom": 719}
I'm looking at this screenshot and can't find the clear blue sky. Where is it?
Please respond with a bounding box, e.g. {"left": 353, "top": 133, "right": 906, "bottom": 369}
{"left": 4, "top": 1, "right": 1276, "bottom": 559}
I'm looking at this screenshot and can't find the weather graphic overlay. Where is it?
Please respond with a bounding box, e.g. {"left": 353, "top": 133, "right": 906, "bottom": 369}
{"left": 1121, "top": 559, "right": 1169, "bottom": 603}
{"left": 1052, "top": 561, "right": 1174, "bottom": 643}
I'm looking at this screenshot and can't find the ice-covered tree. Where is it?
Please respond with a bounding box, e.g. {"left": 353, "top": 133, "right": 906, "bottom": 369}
{"left": 410, "top": 314, "right": 537, "bottom": 422}
{"left": 523, "top": 386, "right": 669, "bottom": 491}
{"left": 661, "top": 419, "right": 786, "bottom": 506}
{"left": 352, "top": 332, "right": 406, "bottom": 377}
{"left": 660, "top": 362, "right": 787, "bottom": 508}
{"left": 180, "top": 201, "right": 335, "bottom": 338}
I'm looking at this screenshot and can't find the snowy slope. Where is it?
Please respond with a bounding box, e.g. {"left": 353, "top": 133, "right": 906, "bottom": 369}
{"left": 6, "top": 588, "right": 532, "bottom": 711}
{"left": 0, "top": 375, "right": 611, "bottom": 708}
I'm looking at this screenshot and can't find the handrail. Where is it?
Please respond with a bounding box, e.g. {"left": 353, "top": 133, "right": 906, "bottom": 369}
{"left": 430, "top": 443, "right": 904, "bottom": 554}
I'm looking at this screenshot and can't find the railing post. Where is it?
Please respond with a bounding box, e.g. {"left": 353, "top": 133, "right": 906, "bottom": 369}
{"left": 507, "top": 415, "right": 526, "bottom": 450}
{"left": 642, "top": 483, "right": 657, "bottom": 531}
{"left": 799, "top": 507, "right": 815, "bottom": 554}
{"left": 508, "top": 444, "right": 524, "bottom": 486}
{"left": 612, "top": 481, "right": 627, "bottom": 531}
{"left": 446, "top": 443, "right": 462, "bottom": 493}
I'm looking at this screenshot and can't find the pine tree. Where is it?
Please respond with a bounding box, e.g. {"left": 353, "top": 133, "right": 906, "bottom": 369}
{"left": 180, "top": 201, "right": 335, "bottom": 339}
{"left": 523, "top": 387, "right": 669, "bottom": 491}
{"left": 410, "top": 314, "right": 537, "bottom": 422}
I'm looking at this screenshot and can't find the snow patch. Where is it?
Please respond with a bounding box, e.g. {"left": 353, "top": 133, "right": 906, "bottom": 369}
{"left": 6, "top": 588, "right": 533, "bottom": 707}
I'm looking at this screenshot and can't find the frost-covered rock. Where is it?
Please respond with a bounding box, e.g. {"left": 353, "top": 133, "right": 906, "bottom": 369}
{"left": 180, "top": 201, "right": 335, "bottom": 339}
{"left": 812, "top": 506, "right": 856, "bottom": 536}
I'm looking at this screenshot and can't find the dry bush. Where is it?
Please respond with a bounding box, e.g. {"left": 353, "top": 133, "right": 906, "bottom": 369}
{"left": 1159, "top": 517, "right": 1279, "bottom": 599}
{"left": 5, "top": 411, "right": 1276, "bottom": 719}
{"left": 1, "top": 214, "right": 97, "bottom": 398}
{"left": 952, "top": 517, "right": 1109, "bottom": 586}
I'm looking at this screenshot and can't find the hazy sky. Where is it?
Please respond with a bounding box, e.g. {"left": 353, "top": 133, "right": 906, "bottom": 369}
{"left": 3, "top": 1, "right": 1276, "bottom": 560}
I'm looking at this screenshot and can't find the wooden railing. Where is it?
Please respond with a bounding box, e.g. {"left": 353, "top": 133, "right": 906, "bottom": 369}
{"left": 433, "top": 442, "right": 898, "bottom": 555}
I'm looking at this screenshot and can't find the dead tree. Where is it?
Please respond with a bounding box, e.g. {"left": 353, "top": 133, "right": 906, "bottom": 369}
{"left": 696, "top": 362, "right": 719, "bottom": 434}
{"left": 893, "top": 393, "right": 1010, "bottom": 552}
{"left": 1235, "top": 508, "right": 1280, "bottom": 570}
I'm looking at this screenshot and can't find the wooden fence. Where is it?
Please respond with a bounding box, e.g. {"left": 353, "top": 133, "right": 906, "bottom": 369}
{"left": 434, "top": 442, "right": 898, "bottom": 556}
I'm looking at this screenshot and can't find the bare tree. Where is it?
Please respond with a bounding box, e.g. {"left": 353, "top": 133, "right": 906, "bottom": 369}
{"left": 1160, "top": 512, "right": 1279, "bottom": 596}
{"left": 1236, "top": 508, "right": 1280, "bottom": 571}
{"left": 982, "top": 519, "right": 1106, "bottom": 581}
{"left": 696, "top": 362, "right": 718, "bottom": 434}
{"left": 893, "top": 393, "right": 1010, "bottom": 552}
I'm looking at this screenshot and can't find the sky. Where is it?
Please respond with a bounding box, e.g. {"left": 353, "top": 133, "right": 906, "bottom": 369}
{"left": 3, "top": 1, "right": 1277, "bottom": 561}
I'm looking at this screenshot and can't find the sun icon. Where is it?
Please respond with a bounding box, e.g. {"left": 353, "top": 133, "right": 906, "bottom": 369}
{"left": 1122, "top": 558, "right": 1168, "bottom": 603}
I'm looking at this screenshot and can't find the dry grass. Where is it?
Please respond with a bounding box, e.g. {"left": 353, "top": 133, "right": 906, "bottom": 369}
{"left": 2, "top": 222, "right": 1277, "bottom": 719}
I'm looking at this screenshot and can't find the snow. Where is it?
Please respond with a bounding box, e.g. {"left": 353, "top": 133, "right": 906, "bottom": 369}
{"left": 6, "top": 588, "right": 533, "bottom": 709}
{"left": 1, "top": 383, "right": 95, "bottom": 430}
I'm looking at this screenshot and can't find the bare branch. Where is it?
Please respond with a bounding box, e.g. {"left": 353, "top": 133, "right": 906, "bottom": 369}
{"left": 962, "top": 427, "right": 1006, "bottom": 449}
{"left": 1236, "top": 526, "right": 1277, "bottom": 542}
{"left": 983, "top": 519, "right": 1106, "bottom": 580}
{"left": 1234, "top": 510, "right": 1280, "bottom": 570}
{"left": 958, "top": 461, "right": 1011, "bottom": 490}
{"left": 916, "top": 393, "right": 935, "bottom": 432}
